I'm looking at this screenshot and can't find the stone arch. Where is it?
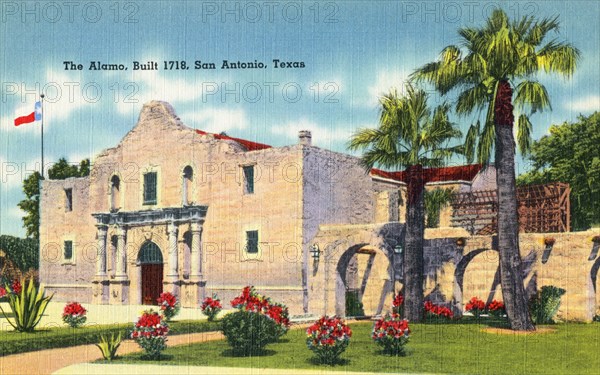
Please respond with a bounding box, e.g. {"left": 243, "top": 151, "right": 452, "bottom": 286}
{"left": 137, "top": 241, "right": 164, "bottom": 305}
{"left": 335, "top": 243, "right": 393, "bottom": 317}
{"left": 454, "top": 248, "right": 500, "bottom": 313}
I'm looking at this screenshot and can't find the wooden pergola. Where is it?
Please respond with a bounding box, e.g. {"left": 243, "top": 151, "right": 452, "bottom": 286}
{"left": 451, "top": 182, "right": 571, "bottom": 234}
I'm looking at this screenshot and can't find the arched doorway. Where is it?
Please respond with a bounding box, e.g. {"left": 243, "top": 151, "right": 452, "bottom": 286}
{"left": 336, "top": 244, "right": 393, "bottom": 317}
{"left": 138, "top": 241, "right": 164, "bottom": 305}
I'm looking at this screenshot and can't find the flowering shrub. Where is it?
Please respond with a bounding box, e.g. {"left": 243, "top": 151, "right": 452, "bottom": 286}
{"left": 486, "top": 300, "right": 506, "bottom": 318}
{"left": 392, "top": 293, "right": 404, "bottom": 315}
{"left": 230, "top": 286, "right": 290, "bottom": 335}
{"left": 131, "top": 310, "right": 169, "bottom": 359}
{"left": 221, "top": 286, "right": 290, "bottom": 355}
{"left": 465, "top": 297, "right": 486, "bottom": 318}
{"left": 0, "top": 286, "right": 7, "bottom": 299}
{"left": 306, "top": 316, "right": 352, "bottom": 364}
{"left": 372, "top": 314, "right": 410, "bottom": 356}
{"left": 201, "top": 295, "right": 222, "bottom": 321}
{"left": 62, "top": 302, "right": 87, "bottom": 328}
{"left": 156, "top": 292, "right": 180, "bottom": 322}
{"left": 424, "top": 301, "right": 454, "bottom": 320}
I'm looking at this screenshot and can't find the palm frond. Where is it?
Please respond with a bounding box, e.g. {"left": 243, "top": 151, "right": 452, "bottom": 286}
{"left": 517, "top": 113, "right": 533, "bottom": 155}
{"left": 537, "top": 41, "right": 581, "bottom": 77}
{"left": 514, "top": 80, "right": 552, "bottom": 113}
{"left": 464, "top": 121, "right": 480, "bottom": 164}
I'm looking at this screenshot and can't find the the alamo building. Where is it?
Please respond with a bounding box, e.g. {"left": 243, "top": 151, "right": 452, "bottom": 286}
{"left": 39, "top": 101, "right": 600, "bottom": 321}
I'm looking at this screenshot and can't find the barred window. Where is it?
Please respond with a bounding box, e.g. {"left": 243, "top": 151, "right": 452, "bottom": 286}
{"left": 143, "top": 172, "right": 157, "bottom": 205}
{"left": 246, "top": 230, "right": 259, "bottom": 254}
{"left": 64, "top": 240, "right": 73, "bottom": 261}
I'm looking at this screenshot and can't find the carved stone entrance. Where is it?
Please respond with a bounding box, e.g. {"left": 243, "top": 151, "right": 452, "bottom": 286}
{"left": 138, "top": 241, "right": 164, "bottom": 305}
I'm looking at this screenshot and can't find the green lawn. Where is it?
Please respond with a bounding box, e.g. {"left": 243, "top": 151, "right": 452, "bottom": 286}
{"left": 0, "top": 320, "right": 220, "bottom": 357}
{"left": 111, "top": 321, "right": 600, "bottom": 374}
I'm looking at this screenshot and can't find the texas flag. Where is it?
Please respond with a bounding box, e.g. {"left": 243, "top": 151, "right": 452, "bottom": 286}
{"left": 14, "top": 101, "right": 42, "bottom": 126}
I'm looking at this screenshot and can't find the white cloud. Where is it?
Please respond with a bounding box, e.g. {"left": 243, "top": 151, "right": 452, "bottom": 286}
{"left": 271, "top": 118, "right": 353, "bottom": 146}
{"left": 366, "top": 70, "right": 412, "bottom": 107}
{"left": 178, "top": 108, "right": 248, "bottom": 134}
{"left": 566, "top": 95, "right": 600, "bottom": 113}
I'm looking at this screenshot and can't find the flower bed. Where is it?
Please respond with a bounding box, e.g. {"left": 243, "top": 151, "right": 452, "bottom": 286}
{"left": 372, "top": 314, "right": 410, "bottom": 356}
{"left": 131, "top": 310, "right": 169, "bottom": 359}
{"left": 465, "top": 297, "right": 486, "bottom": 318}
{"left": 486, "top": 300, "right": 506, "bottom": 318}
{"left": 306, "top": 316, "right": 352, "bottom": 365}
{"left": 424, "top": 301, "right": 453, "bottom": 321}
{"left": 62, "top": 302, "right": 87, "bottom": 328}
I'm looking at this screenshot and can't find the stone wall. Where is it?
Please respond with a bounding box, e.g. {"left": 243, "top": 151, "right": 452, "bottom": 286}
{"left": 40, "top": 176, "right": 96, "bottom": 302}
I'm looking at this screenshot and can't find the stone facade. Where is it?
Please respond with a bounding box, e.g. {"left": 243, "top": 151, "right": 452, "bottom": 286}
{"left": 39, "top": 101, "right": 400, "bottom": 314}
{"left": 39, "top": 100, "right": 600, "bottom": 321}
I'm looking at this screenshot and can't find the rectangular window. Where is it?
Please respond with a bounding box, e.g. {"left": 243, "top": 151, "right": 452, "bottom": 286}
{"left": 64, "top": 240, "right": 73, "bottom": 261}
{"left": 143, "top": 172, "right": 157, "bottom": 205}
{"left": 246, "top": 230, "right": 259, "bottom": 254}
{"left": 64, "top": 188, "right": 73, "bottom": 212}
{"left": 243, "top": 166, "right": 254, "bottom": 194}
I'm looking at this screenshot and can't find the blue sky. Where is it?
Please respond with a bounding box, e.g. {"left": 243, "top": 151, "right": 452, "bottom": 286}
{"left": 1, "top": 1, "right": 598, "bottom": 237}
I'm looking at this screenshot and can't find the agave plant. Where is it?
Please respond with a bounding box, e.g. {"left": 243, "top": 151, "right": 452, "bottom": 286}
{"left": 96, "top": 332, "right": 123, "bottom": 361}
{"left": 0, "top": 278, "right": 53, "bottom": 332}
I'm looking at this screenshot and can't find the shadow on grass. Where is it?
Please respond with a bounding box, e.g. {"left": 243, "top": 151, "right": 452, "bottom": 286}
{"left": 307, "top": 357, "right": 350, "bottom": 367}
{"left": 139, "top": 354, "right": 175, "bottom": 361}
{"left": 221, "top": 348, "right": 277, "bottom": 357}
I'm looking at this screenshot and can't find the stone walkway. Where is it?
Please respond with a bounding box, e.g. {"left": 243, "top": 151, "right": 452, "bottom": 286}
{"left": 0, "top": 331, "right": 225, "bottom": 375}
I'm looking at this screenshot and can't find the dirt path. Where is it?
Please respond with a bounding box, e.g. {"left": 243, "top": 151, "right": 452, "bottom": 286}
{"left": 0, "top": 321, "right": 323, "bottom": 375}
{"left": 0, "top": 331, "right": 225, "bottom": 375}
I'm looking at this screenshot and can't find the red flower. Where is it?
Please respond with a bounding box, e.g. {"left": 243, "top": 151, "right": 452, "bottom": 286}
{"left": 157, "top": 292, "right": 177, "bottom": 308}
{"left": 465, "top": 297, "right": 486, "bottom": 313}
{"left": 392, "top": 293, "right": 404, "bottom": 308}
{"left": 424, "top": 300, "right": 453, "bottom": 318}
{"left": 0, "top": 286, "right": 6, "bottom": 298}
{"left": 11, "top": 280, "right": 21, "bottom": 294}
{"left": 63, "top": 302, "right": 87, "bottom": 317}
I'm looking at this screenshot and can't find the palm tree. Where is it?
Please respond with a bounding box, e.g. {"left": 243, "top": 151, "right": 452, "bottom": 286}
{"left": 413, "top": 9, "right": 579, "bottom": 331}
{"left": 349, "top": 84, "right": 462, "bottom": 322}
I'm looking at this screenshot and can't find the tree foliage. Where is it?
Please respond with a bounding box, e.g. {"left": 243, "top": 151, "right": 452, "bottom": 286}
{"left": 424, "top": 188, "right": 454, "bottom": 228}
{"left": 17, "top": 158, "right": 90, "bottom": 239}
{"left": 0, "top": 235, "right": 39, "bottom": 272}
{"left": 517, "top": 112, "right": 600, "bottom": 230}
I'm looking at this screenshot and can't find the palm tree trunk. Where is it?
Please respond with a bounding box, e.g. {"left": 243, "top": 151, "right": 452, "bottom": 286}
{"left": 494, "top": 80, "right": 535, "bottom": 331}
{"left": 404, "top": 164, "right": 425, "bottom": 322}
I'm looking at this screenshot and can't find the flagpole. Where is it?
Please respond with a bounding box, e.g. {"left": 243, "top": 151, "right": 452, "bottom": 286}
{"left": 40, "top": 94, "right": 44, "bottom": 179}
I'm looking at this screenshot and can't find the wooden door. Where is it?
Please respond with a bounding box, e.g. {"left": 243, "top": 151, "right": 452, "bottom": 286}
{"left": 141, "top": 263, "right": 163, "bottom": 305}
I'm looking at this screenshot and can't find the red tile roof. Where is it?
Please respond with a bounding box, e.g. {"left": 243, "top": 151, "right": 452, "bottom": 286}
{"left": 195, "top": 130, "right": 272, "bottom": 151}
{"left": 371, "top": 164, "right": 482, "bottom": 183}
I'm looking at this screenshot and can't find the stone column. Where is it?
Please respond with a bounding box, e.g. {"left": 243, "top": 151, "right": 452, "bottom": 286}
{"left": 186, "top": 221, "right": 205, "bottom": 307}
{"left": 96, "top": 224, "right": 108, "bottom": 277}
{"left": 167, "top": 222, "right": 178, "bottom": 279}
{"left": 92, "top": 224, "right": 109, "bottom": 304}
{"left": 190, "top": 222, "right": 202, "bottom": 280}
{"left": 114, "top": 226, "right": 128, "bottom": 280}
{"left": 110, "top": 225, "right": 130, "bottom": 305}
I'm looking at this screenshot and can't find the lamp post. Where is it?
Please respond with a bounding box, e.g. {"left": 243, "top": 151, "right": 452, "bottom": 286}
{"left": 310, "top": 244, "right": 321, "bottom": 261}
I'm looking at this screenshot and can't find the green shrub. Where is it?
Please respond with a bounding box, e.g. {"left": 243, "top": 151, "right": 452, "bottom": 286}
{"left": 0, "top": 278, "right": 53, "bottom": 332}
{"left": 529, "top": 286, "right": 566, "bottom": 324}
{"left": 345, "top": 290, "right": 364, "bottom": 317}
{"left": 96, "top": 332, "right": 122, "bottom": 361}
{"left": 221, "top": 310, "right": 280, "bottom": 356}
